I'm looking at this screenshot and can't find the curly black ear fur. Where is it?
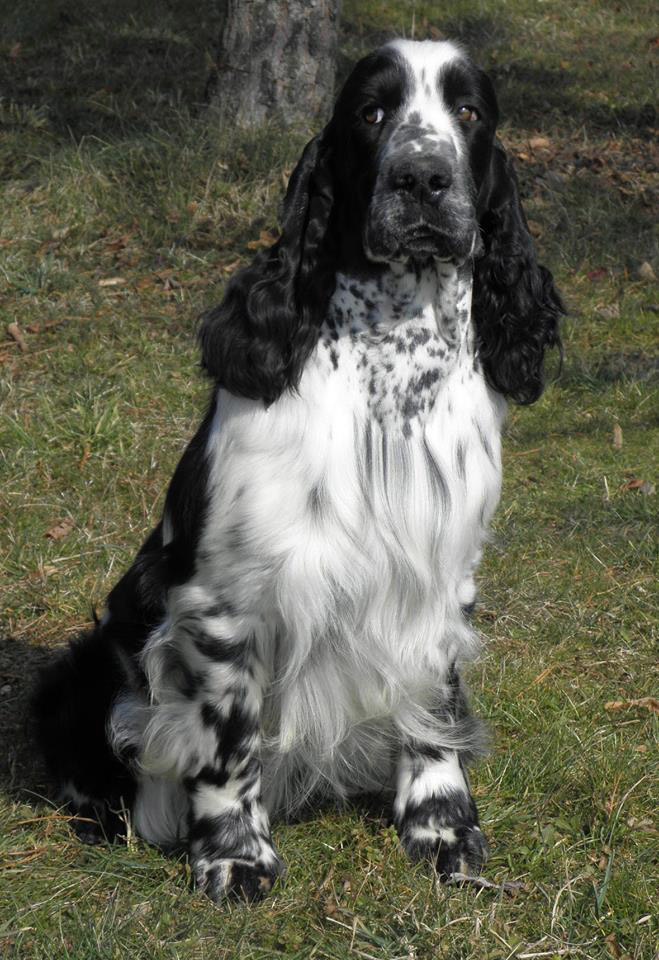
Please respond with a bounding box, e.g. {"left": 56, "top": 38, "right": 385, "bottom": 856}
{"left": 473, "top": 142, "right": 564, "bottom": 404}
{"left": 199, "top": 133, "right": 336, "bottom": 404}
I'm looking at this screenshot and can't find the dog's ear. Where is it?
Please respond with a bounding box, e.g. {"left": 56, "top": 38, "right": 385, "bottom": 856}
{"left": 472, "top": 142, "right": 564, "bottom": 404}
{"left": 199, "top": 132, "right": 336, "bottom": 404}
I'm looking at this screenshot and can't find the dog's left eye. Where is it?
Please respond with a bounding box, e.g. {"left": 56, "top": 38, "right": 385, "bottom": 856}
{"left": 457, "top": 105, "right": 480, "bottom": 123}
{"left": 362, "top": 105, "right": 385, "bottom": 125}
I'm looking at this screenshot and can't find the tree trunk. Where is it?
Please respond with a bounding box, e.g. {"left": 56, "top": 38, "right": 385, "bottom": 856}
{"left": 213, "top": 0, "right": 341, "bottom": 129}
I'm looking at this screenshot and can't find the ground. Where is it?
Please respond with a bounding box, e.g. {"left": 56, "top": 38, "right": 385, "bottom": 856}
{"left": 0, "top": 1, "right": 657, "bottom": 958}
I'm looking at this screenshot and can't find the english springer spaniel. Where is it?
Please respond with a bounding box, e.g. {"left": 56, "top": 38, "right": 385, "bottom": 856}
{"left": 34, "top": 39, "right": 563, "bottom": 901}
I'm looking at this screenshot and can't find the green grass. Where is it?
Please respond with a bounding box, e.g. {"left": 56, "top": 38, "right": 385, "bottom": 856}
{"left": 1, "top": 0, "right": 657, "bottom": 957}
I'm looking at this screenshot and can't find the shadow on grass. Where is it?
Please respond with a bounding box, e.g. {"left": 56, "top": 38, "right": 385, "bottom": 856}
{"left": 6, "top": 1, "right": 654, "bottom": 155}
{"left": 0, "top": 0, "right": 221, "bottom": 143}
{"left": 442, "top": 14, "right": 655, "bottom": 135}
{"left": 0, "top": 632, "right": 52, "bottom": 801}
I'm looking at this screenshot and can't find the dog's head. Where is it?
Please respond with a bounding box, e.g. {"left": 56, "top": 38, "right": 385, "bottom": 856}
{"left": 330, "top": 39, "right": 497, "bottom": 266}
{"left": 200, "top": 40, "right": 563, "bottom": 405}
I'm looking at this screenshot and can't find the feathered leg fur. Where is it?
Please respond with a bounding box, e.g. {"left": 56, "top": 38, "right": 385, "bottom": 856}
{"left": 393, "top": 666, "right": 488, "bottom": 876}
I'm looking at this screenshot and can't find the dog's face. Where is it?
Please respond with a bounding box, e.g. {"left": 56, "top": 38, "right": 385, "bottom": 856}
{"left": 330, "top": 40, "right": 499, "bottom": 265}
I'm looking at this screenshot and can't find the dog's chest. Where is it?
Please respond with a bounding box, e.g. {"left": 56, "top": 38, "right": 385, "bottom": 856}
{"left": 318, "top": 267, "right": 471, "bottom": 435}
{"left": 205, "top": 265, "right": 504, "bottom": 640}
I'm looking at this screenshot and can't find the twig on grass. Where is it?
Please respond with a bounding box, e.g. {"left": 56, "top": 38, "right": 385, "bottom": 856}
{"left": 445, "top": 872, "right": 525, "bottom": 894}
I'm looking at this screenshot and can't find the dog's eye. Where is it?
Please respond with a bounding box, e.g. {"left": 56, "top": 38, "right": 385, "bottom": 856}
{"left": 362, "top": 105, "right": 385, "bottom": 125}
{"left": 457, "top": 105, "right": 479, "bottom": 123}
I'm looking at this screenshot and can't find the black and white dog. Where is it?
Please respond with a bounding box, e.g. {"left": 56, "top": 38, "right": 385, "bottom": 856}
{"left": 35, "top": 39, "right": 563, "bottom": 901}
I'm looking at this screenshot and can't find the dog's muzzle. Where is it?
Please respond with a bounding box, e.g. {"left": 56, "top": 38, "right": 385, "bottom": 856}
{"left": 364, "top": 136, "right": 481, "bottom": 264}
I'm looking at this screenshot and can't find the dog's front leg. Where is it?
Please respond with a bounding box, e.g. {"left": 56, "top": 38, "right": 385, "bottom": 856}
{"left": 165, "top": 622, "right": 283, "bottom": 902}
{"left": 394, "top": 670, "right": 488, "bottom": 878}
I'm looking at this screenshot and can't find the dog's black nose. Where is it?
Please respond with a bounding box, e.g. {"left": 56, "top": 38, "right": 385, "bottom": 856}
{"left": 390, "top": 157, "right": 454, "bottom": 201}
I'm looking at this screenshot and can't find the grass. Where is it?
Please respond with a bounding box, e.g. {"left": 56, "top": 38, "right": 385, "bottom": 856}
{"left": 0, "top": 0, "right": 657, "bottom": 957}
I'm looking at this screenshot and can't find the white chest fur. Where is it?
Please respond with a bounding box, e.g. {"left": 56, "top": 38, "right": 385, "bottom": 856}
{"left": 177, "top": 262, "right": 505, "bottom": 807}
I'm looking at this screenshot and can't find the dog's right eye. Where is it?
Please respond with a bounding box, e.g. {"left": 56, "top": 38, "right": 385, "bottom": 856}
{"left": 362, "top": 105, "right": 385, "bottom": 125}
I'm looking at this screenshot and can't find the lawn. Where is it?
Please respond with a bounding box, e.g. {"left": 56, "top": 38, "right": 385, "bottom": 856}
{"left": 0, "top": 1, "right": 657, "bottom": 958}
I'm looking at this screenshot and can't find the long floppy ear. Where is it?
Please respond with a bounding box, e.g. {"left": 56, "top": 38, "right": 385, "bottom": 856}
{"left": 472, "top": 142, "right": 564, "bottom": 404}
{"left": 199, "top": 132, "right": 336, "bottom": 404}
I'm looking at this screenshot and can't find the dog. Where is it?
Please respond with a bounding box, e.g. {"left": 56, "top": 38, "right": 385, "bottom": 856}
{"left": 34, "top": 38, "right": 563, "bottom": 901}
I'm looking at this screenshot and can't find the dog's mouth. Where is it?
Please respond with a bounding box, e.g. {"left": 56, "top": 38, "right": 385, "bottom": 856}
{"left": 366, "top": 215, "right": 479, "bottom": 265}
{"left": 399, "top": 223, "right": 457, "bottom": 258}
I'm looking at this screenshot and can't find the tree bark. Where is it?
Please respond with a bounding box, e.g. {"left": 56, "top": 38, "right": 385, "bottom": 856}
{"left": 214, "top": 0, "right": 341, "bottom": 129}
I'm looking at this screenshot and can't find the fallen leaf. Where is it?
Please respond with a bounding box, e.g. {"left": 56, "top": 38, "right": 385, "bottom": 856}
{"left": 587, "top": 267, "right": 607, "bottom": 281}
{"left": 246, "top": 230, "right": 278, "bottom": 251}
{"left": 105, "top": 235, "right": 132, "bottom": 251}
{"left": 637, "top": 261, "right": 656, "bottom": 281}
{"left": 98, "top": 277, "right": 126, "bottom": 287}
{"left": 529, "top": 135, "right": 551, "bottom": 150}
{"left": 599, "top": 303, "right": 620, "bottom": 319}
{"left": 626, "top": 816, "right": 657, "bottom": 834}
{"left": 639, "top": 480, "right": 655, "bottom": 495}
{"left": 604, "top": 697, "right": 659, "bottom": 714}
{"left": 79, "top": 445, "right": 91, "bottom": 469}
{"left": 612, "top": 423, "right": 623, "bottom": 449}
{"left": 605, "top": 932, "right": 621, "bottom": 959}
{"left": 25, "top": 322, "right": 42, "bottom": 334}
{"left": 620, "top": 477, "right": 643, "bottom": 491}
{"left": 220, "top": 258, "right": 243, "bottom": 274}
{"left": 323, "top": 896, "right": 339, "bottom": 916}
{"left": 7, "top": 323, "right": 27, "bottom": 351}
{"left": 45, "top": 518, "right": 74, "bottom": 541}
{"left": 527, "top": 220, "right": 543, "bottom": 238}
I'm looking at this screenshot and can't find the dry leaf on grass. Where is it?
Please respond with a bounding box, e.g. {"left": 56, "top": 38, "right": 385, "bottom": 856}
{"left": 637, "top": 261, "right": 656, "bottom": 282}
{"left": 620, "top": 476, "right": 655, "bottom": 494}
{"left": 626, "top": 816, "right": 657, "bottom": 834}
{"left": 528, "top": 135, "right": 551, "bottom": 150}
{"left": 45, "top": 518, "right": 74, "bottom": 541}
{"left": 7, "top": 323, "right": 27, "bottom": 352}
{"left": 604, "top": 697, "right": 658, "bottom": 714}
{"left": 587, "top": 267, "right": 608, "bottom": 282}
{"left": 612, "top": 423, "right": 623, "bottom": 449}
{"left": 220, "top": 258, "right": 243, "bottom": 274}
{"left": 98, "top": 277, "right": 126, "bottom": 287}
{"left": 247, "top": 230, "right": 278, "bottom": 250}
{"left": 604, "top": 932, "right": 621, "bottom": 959}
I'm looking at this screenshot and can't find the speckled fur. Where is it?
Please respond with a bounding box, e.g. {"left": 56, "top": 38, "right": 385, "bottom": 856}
{"left": 321, "top": 262, "right": 474, "bottom": 435}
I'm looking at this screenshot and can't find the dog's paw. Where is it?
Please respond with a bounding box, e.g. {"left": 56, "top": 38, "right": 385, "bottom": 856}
{"left": 192, "top": 854, "right": 283, "bottom": 903}
{"left": 402, "top": 823, "right": 489, "bottom": 879}
{"left": 433, "top": 824, "right": 489, "bottom": 878}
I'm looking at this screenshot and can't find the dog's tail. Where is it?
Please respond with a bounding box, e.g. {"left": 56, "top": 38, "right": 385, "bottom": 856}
{"left": 32, "top": 624, "right": 136, "bottom": 842}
